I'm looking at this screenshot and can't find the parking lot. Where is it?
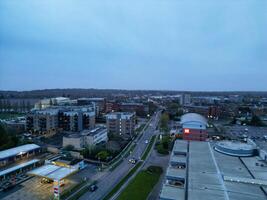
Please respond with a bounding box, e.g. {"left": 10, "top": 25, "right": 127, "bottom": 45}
{"left": 225, "top": 125, "right": 267, "bottom": 141}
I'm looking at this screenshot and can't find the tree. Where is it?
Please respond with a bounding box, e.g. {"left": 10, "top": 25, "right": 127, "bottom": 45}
{"left": 64, "top": 145, "right": 75, "bottom": 151}
{"left": 250, "top": 115, "right": 264, "bottom": 126}
{"left": 96, "top": 150, "right": 109, "bottom": 161}
{"left": 26, "top": 101, "right": 32, "bottom": 111}
{"left": 0, "top": 100, "right": 2, "bottom": 111}
{"left": 160, "top": 113, "right": 170, "bottom": 132}
{"left": 0, "top": 124, "right": 19, "bottom": 150}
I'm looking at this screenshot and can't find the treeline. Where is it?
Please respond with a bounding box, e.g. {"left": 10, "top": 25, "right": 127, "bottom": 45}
{"left": 0, "top": 89, "right": 180, "bottom": 99}
{"left": 0, "top": 124, "right": 20, "bottom": 151}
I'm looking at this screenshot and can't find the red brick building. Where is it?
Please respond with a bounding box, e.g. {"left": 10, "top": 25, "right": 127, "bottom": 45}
{"left": 181, "top": 113, "right": 207, "bottom": 141}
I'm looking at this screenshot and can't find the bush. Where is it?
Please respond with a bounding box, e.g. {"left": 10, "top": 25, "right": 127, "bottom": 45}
{"left": 156, "top": 144, "right": 169, "bottom": 155}
{"left": 147, "top": 166, "right": 163, "bottom": 174}
{"left": 156, "top": 135, "right": 171, "bottom": 155}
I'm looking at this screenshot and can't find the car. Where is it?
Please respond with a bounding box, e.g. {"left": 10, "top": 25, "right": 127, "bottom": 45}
{"left": 41, "top": 178, "right": 53, "bottom": 184}
{"left": 89, "top": 184, "right": 98, "bottom": 192}
{"left": 145, "top": 140, "right": 149, "bottom": 144}
{"left": 129, "top": 158, "right": 137, "bottom": 164}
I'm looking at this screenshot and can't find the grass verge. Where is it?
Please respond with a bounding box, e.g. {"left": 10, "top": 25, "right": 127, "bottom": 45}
{"left": 117, "top": 166, "right": 163, "bottom": 200}
{"left": 103, "top": 162, "right": 143, "bottom": 200}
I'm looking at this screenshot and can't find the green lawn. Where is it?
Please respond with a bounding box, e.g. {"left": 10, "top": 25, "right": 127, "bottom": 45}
{"left": 103, "top": 162, "right": 143, "bottom": 200}
{"left": 117, "top": 166, "right": 163, "bottom": 200}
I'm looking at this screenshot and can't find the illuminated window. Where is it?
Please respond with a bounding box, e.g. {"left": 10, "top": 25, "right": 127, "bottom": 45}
{"left": 184, "top": 129, "right": 190, "bottom": 134}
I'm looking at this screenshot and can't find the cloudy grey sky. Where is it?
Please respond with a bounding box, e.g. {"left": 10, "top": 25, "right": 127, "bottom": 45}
{"left": 0, "top": 0, "right": 267, "bottom": 91}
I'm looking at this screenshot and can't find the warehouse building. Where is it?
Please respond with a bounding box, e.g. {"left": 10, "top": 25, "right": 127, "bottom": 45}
{"left": 160, "top": 140, "right": 267, "bottom": 200}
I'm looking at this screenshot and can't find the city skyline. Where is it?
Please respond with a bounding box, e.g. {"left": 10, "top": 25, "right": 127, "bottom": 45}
{"left": 1, "top": 0, "right": 267, "bottom": 91}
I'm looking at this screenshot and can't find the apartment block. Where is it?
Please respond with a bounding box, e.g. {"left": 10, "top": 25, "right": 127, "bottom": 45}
{"left": 106, "top": 112, "right": 135, "bottom": 140}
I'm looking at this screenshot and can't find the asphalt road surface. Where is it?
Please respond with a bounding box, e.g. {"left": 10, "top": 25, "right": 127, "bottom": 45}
{"left": 79, "top": 111, "right": 161, "bottom": 200}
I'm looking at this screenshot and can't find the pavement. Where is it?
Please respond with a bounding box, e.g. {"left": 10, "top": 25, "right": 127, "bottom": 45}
{"left": 78, "top": 111, "right": 162, "bottom": 200}
{"left": 145, "top": 148, "right": 171, "bottom": 200}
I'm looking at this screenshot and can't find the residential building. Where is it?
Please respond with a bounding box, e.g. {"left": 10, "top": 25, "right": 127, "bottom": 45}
{"left": 77, "top": 98, "right": 106, "bottom": 115}
{"left": 27, "top": 109, "right": 59, "bottom": 135}
{"left": 34, "top": 97, "right": 71, "bottom": 109}
{"left": 106, "top": 101, "right": 120, "bottom": 113}
{"left": 106, "top": 112, "right": 135, "bottom": 140}
{"left": 119, "top": 102, "right": 148, "bottom": 116}
{"left": 180, "top": 94, "right": 191, "bottom": 106}
{"left": 27, "top": 106, "right": 96, "bottom": 135}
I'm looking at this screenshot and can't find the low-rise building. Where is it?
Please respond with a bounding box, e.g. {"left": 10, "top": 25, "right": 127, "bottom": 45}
{"left": 119, "top": 103, "right": 148, "bottom": 116}
{"left": 63, "top": 126, "right": 108, "bottom": 150}
{"left": 180, "top": 113, "right": 207, "bottom": 141}
{"left": 0, "top": 144, "right": 41, "bottom": 167}
{"left": 160, "top": 140, "right": 267, "bottom": 200}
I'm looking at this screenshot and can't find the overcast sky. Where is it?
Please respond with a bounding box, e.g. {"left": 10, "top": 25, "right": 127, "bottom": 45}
{"left": 0, "top": 0, "right": 267, "bottom": 91}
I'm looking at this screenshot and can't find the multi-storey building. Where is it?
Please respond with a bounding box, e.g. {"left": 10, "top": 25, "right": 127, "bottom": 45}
{"left": 106, "top": 112, "right": 135, "bottom": 140}
{"left": 27, "top": 106, "right": 95, "bottom": 135}
{"left": 63, "top": 126, "right": 108, "bottom": 150}
{"left": 77, "top": 98, "right": 106, "bottom": 115}
{"left": 61, "top": 111, "right": 83, "bottom": 132}
{"left": 26, "top": 109, "right": 59, "bottom": 135}
{"left": 180, "top": 94, "right": 191, "bottom": 106}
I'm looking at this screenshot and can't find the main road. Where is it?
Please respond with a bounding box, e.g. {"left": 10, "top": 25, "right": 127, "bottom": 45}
{"left": 79, "top": 111, "right": 161, "bottom": 200}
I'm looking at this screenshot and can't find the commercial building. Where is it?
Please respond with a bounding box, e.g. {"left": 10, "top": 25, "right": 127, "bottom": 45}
{"left": 63, "top": 126, "right": 108, "bottom": 150}
{"left": 0, "top": 159, "right": 40, "bottom": 183}
{"left": 28, "top": 157, "right": 85, "bottom": 200}
{"left": 160, "top": 140, "right": 267, "bottom": 200}
{"left": 0, "top": 144, "right": 41, "bottom": 167}
{"left": 106, "top": 112, "right": 135, "bottom": 140}
{"left": 180, "top": 113, "right": 207, "bottom": 141}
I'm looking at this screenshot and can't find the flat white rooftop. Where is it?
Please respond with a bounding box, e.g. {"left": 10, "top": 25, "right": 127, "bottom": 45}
{"left": 28, "top": 164, "right": 77, "bottom": 181}
{"left": 0, "top": 159, "right": 40, "bottom": 177}
{"left": 160, "top": 184, "right": 184, "bottom": 200}
{"left": 0, "top": 144, "right": 40, "bottom": 160}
